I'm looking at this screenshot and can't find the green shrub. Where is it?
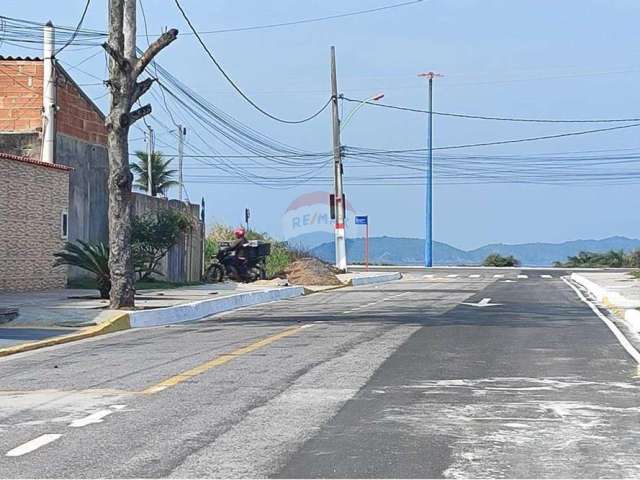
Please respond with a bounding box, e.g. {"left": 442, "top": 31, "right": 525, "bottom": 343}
{"left": 555, "top": 249, "right": 634, "bottom": 268}
{"left": 132, "top": 209, "right": 194, "bottom": 280}
{"left": 483, "top": 253, "right": 520, "bottom": 267}
{"left": 54, "top": 241, "right": 111, "bottom": 299}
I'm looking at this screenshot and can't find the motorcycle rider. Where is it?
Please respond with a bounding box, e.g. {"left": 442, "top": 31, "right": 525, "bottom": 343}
{"left": 222, "top": 227, "right": 249, "bottom": 279}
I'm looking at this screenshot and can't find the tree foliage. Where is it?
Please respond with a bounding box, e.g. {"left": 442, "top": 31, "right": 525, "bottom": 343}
{"left": 483, "top": 253, "right": 521, "bottom": 267}
{"left": 554, "top": 249, "right": 640, "bottom": 268}
{"left": 130, "top": 150, "right": 179, "bottom": 197}
{"left": 53, "top": 241, "right": 111, "bottom": 299}
{"left": 132, "top": 209, "right": 194, "bottom": 280}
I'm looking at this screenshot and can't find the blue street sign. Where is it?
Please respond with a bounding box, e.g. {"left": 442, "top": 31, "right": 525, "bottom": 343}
{"left": 355, "top": 215, "right": 368, "bottom": 225}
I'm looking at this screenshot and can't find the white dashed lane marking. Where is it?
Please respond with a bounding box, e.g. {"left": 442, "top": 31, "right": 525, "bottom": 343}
{"left": 541, "top": 274, "right": 552, "bottom": 279}
{"left": 447, "top": 274, "right": 458, "bottom": 278}
{"left": 493, "top": 274, "right": 504, "bottom": 278}
{"left": 469, "top": 274, "right": 481, "bottom": 278}
{"left": 517, "top": 274, "right": 528, "bottom": 279}
{"left": 6, "top": 434, "right": 62, "bottom": 457}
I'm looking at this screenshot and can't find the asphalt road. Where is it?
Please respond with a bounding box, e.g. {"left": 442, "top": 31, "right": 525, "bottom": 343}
{"left": 1, "top": 269, "right": 639, "bottom": 478}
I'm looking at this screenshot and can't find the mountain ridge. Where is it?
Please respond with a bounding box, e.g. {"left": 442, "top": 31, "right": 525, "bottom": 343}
{"left": 306, "top": 235, "right": 640, "bottom": 266}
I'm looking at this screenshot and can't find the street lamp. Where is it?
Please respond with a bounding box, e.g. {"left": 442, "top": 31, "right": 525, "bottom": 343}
{"left": 340, "top": 93, "right": 385, "bottom": 131}
{"left": 331, "top": 91, "right": 384, "bottom": 271}
{"left": 418, "top": 72, "right": 442, "bottom": 268}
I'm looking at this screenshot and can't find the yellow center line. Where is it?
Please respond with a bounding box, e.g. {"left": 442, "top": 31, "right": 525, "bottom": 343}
{"left": 141, "top": 324, "right": 310, "bottom": 395}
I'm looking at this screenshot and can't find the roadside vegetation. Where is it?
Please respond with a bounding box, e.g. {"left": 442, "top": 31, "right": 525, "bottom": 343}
{"left": 55, "top": 210, "right": 195, "bottom": 298}
{"left": 205, "top": 223, "right": 309, "bottom": 279}
{"left": 482, "top": 253, "right": 521, "bottom": 267}
{"left": 554, "top": 249, "right": 640, "bottom": 268}
{"left": 130, "top": 150, "right": 179, "bottom": 197}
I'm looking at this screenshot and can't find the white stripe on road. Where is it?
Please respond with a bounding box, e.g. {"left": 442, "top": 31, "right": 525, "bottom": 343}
{"left": 342, "top": 292, "right": 410, "bottom": 314}
{"left": 562, "top": 277, "right": 640, "bottom": 365}
{"left": 423, "top": 274, "right": 434, "bottom": 278}
{"left": 541, "top": 274, "right": 552, "bottom": 279}
{"left": 493, "top": 274, "right": 504, "bottom": 278}
{"left": 447, "top": 274, "right": 458, "bottom": 278}
{"left": 469, "top": 274, "right": 481, "bottom": 278}
{"left": 69, "top": 405, "right": 126, "bottom": 428}
{"left": 517, "top": 274, "right": 528, "bottom": 279}
{"left": 6, "top": 434, "right": 62, "bottom": 457}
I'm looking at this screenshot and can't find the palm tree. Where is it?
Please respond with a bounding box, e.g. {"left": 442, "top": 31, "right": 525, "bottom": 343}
{"left": 131, "top": 150, "right": 179, "bottom": 197}
{"left": 54, "top": 241, "right": 111, "bottom": 299}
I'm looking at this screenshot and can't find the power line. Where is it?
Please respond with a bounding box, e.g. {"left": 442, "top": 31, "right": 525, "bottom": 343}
{"left": 345, "top": 122, "right": 640, "bottom": 153}
{"left": 173, "top": 0, "right": 332, "bottom": 125}
{"left": 188, "top": 0, "right": 424, "bottom": 35}
{"left": 53, "top": 0, "right": 92, "bottom": 56}
{"left": 341, "top": 96, "right": 640, "bottom": 124}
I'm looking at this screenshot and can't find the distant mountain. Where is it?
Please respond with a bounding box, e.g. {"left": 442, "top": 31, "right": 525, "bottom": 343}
{"left": 310, "top": 235, "right": 640, "bottom": 266}
{"left": 286, "top": 231, "right": 335, "bottom": 250}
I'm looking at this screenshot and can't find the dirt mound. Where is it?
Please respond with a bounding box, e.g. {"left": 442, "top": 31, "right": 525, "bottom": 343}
{"left": 285, "top": 257, "right": 343, "bottom": 286}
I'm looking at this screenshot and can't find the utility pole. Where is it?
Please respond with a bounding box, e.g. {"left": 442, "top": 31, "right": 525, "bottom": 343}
{"left": 330, "top": 46, "right": 347, "bottom": 271}
{"left": 418, "top": 71, "right": 442, "bottom": 268}
{"left": 146, "top": 126, "right": 154, "bottom": 196}
{"left": 41, "top": 21, "right": 56, "bottom": 164}
{"left": 178, "top": 125, "right": 185, "bottom": 201}
{"left": 103, "top": 0, "right": 177, "bottom": 308}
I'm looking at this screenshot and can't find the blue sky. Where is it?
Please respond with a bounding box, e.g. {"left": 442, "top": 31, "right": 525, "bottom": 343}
{"left": 3, "top": 0, "right": 640, "bottom": 249}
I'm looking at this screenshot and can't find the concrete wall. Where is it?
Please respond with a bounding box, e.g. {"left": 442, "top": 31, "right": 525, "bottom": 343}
{"left": 132, "top": 193, "right": 204, "bottom": 283}
{"left": 0, "top": 154, "right": 70, "bottom": 292}
{"left": 0, "top": 132, "right": 40, "bottom": 158}
{"left": 56, "top": 133, "right": 109, "bottom": 246}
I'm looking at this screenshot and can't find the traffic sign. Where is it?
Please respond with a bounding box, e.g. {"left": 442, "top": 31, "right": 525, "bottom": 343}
{"left": 355, "top": 215, "right": 368, "bottom": 225}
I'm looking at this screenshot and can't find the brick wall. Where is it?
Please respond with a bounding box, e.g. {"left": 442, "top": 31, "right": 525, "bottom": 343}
{"left": 0, "top": 155, "right": 70, "bottom": 292}
{"left": 56, "top": 67, "right": 107, "bottom": 145}
{"left": 0, "top": 60, "right": 43, "bottom": 133}
{"left": 0, "top": 59, "right": 107, "bottom": 146}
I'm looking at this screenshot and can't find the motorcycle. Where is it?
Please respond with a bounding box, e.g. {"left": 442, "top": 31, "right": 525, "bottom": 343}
{"left": 204, "top": 240, "right": 270, "bottom": 283}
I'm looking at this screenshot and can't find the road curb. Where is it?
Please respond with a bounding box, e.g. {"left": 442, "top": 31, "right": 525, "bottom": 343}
{"left": 348, "top": 272, "right": 402, "bottom": 286}
{"left": 128, "top": 286, "right": 305, "bottom": 328}
{"left": 570, "top": 273, "right": 640, "bottom": 332}
{"left": 0, "top": 311, "right": 131, "bottom": 358}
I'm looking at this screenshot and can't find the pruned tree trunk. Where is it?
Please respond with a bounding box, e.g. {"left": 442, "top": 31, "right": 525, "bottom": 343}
{"left": 104, "top": 0, "right": 177, "bottom": 308}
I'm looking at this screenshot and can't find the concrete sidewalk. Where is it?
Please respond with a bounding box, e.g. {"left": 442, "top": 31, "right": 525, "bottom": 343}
{"left": 570, "top": 271, "right": 640, "bottom": 331}
{"left": 0, "top": 281, "right": 290, "bottom": 328}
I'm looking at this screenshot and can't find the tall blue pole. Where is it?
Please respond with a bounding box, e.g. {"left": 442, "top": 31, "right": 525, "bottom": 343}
{"left": 425, "top": 76, "right": 433, "bottom": 267}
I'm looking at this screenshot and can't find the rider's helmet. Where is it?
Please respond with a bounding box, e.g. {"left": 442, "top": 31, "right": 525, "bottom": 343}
{"left": 234, "top": 227, "right": 246, "bottom": 239}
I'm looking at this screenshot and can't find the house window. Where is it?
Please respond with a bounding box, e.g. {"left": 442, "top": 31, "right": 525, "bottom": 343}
{"left": 61, "top": 210, "right": 68, "bottom": 239}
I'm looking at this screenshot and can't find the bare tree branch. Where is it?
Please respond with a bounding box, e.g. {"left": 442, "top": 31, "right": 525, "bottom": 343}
{"left": 132, "top": 78, "right": 155, "bottom": 105}
{"left": 125, "top": 104, "right": 152, "bottom": 126}
{"left": 102, "top": 42, "right": 129, "bottom": 72}
{"left": 134, "top": 29, "right": 178, "bottom": 78}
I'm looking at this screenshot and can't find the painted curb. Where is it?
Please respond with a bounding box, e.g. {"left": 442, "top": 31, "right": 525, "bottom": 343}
{"left": 349, "top": 272, "right": 402, "bottom": 287}
{"left": 571, "top": 273, "right": 640, "bottom": 332}
{"left": 129, "top": 286, "right": 304, "bottom": 328}
{"left": 0, "top": 311, "right": 130, "bottom": 358}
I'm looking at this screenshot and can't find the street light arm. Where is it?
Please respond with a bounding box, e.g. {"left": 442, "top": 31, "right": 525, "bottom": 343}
{"left": 340, "top": 93, "right": 384, "bottom": 132}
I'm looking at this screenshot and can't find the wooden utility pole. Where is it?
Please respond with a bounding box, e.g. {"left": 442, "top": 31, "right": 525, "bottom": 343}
{"left": 103, "top": 0, "right": 177, "bottom": 308}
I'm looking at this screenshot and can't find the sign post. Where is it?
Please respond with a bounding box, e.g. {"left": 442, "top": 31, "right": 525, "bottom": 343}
{"left": 354, "top": 215, "right": 369, "bottom": 271}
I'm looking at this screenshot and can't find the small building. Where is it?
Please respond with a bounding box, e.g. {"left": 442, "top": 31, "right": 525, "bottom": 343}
{"left": 0, "top": 40, "right": 203, "bottom": 292}
{"left": 0, "top": 152, "right": 71, "bottom": 291}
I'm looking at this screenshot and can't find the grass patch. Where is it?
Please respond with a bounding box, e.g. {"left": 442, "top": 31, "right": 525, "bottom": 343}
{"left": 630, "top": 271, "right": 640, "bottom": 279}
